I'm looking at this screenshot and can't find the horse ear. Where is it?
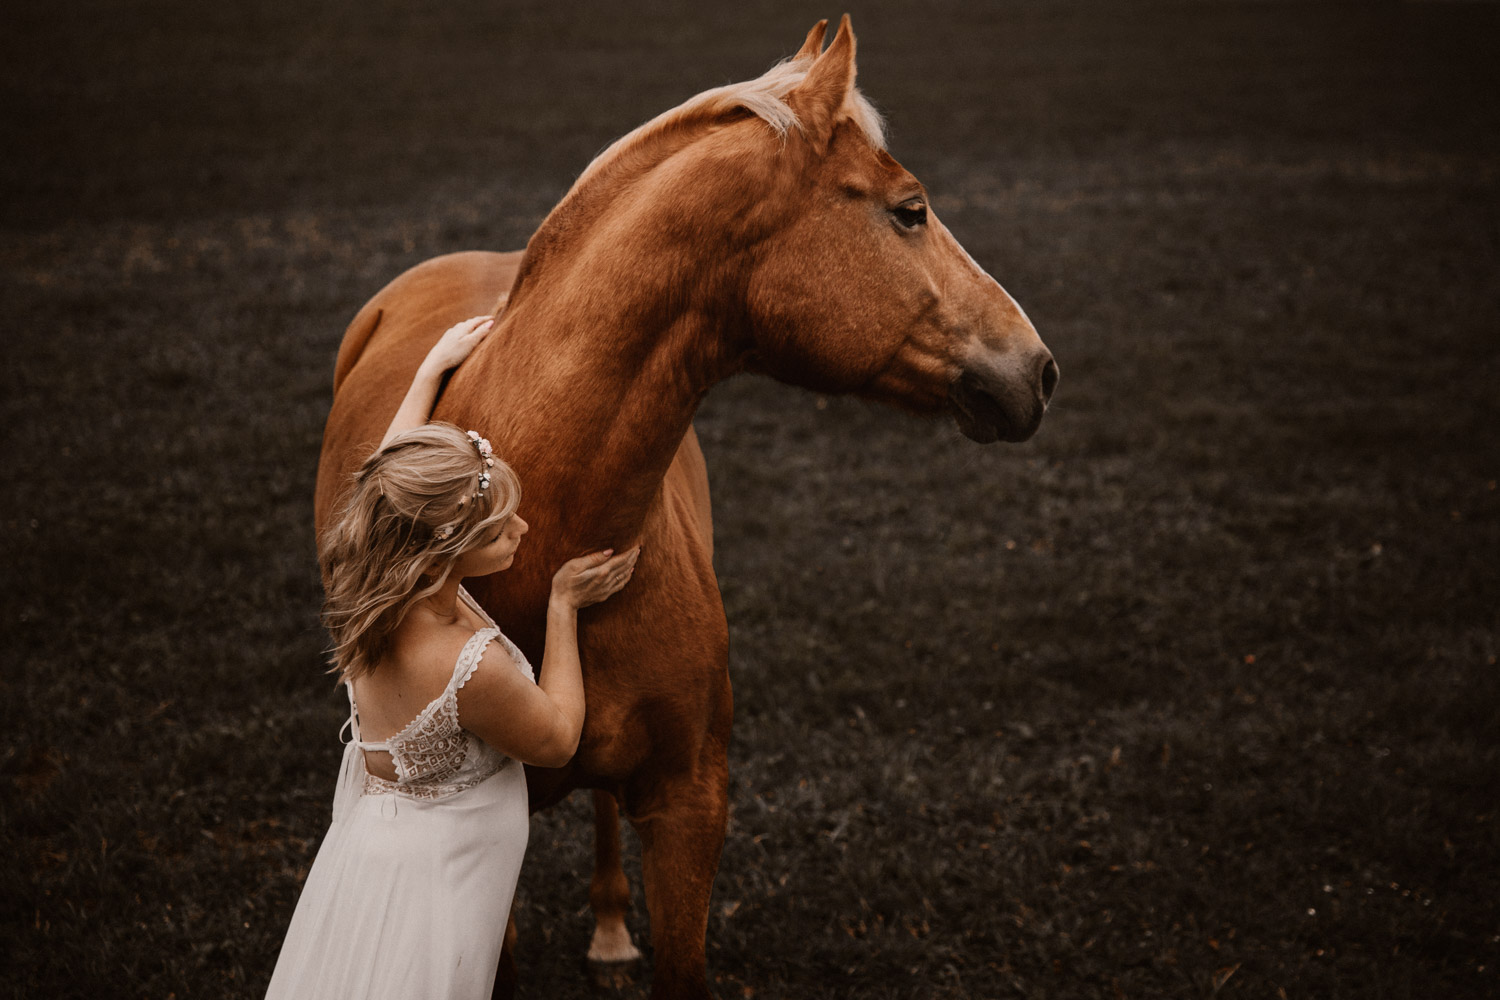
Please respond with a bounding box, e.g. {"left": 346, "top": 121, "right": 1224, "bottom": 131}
{"left": 794, "top": 19, "right": 828, "bottom": 61}
{"left": 787, "top": 14, "right": 856, "bottom": 149}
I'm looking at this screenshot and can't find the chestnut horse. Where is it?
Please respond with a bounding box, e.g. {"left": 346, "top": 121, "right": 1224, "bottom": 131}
{"left": 313, "top": 17, "right": 1056, "bottom": 999}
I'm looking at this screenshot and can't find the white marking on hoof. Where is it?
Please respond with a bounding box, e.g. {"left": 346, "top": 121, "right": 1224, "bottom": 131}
{"left": 586, "top": 919, "right": 643, "bottom": 965}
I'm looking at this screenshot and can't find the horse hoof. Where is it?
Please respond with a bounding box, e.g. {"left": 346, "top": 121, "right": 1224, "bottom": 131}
{"left": 586, "top": 956, "right": 641, "bottom": 993}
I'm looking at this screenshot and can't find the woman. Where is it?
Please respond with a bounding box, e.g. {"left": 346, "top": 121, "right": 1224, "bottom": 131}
{"left": 266, "top": 316, "right": 639, "bottom": 999}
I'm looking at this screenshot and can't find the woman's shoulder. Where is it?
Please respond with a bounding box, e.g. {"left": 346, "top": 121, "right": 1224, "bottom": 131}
{"left": 388, "top": 612, "right": 490, "bottom": 674}
{"left": 452, "top": 636, "right": 531, "bottom": 711}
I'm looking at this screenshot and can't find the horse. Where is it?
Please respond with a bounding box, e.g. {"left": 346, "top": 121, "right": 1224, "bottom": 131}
{"left": 313, "top": 16, "right": 1056, "bottom": 998}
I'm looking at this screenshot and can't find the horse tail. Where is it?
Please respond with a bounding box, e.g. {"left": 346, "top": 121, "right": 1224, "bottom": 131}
{"left": 332, "top": 304, "right": 384, "bottom": 395}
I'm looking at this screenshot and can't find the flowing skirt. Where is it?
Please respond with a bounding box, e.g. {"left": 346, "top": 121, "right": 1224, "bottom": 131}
{"left": 266, "top": 762, "right": 529, "bottom": 1000}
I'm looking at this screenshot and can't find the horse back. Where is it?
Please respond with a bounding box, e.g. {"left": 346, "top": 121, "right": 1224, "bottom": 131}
{"left": 314, "top": 250, "right": 520, "bottom": 535}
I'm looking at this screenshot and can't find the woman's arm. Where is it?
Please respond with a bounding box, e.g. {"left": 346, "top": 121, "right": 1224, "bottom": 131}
{"left": 378, "top": 315, "right": 494, "bottom": 449}
{"left": 456, "top": 546, "right": 639, "bottom": 767}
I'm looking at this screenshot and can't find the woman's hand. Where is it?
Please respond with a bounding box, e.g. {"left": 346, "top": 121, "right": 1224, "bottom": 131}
{"left": 377, "top": 315, "right": 498, "bottom": 450}
{"left": 421, "top": 315, "right": 494, "bottom": 375}
{"left": 550, "top": 547, "right": 641, "bottom": 611}
{"left": 464, "top": 544, "right": 638, "bottom": 769}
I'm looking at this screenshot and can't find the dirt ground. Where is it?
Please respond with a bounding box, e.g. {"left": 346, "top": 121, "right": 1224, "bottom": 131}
{"left": 3, "top": 2, "right": 1497, "bottom": 998}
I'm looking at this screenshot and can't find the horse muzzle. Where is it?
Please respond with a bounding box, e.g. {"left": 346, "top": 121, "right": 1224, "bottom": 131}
{"left": 948, "top": 349, "right": 1059, "bottom": 444}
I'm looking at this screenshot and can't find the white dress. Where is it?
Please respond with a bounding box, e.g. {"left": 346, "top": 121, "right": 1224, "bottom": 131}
{"left": 266, "top": 589, "right": 532, "bottom": 1000}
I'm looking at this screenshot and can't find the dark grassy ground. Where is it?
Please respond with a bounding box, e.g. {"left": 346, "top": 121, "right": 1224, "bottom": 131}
{"left": 4, "top": 1, "right": 1498, "bottom": 997}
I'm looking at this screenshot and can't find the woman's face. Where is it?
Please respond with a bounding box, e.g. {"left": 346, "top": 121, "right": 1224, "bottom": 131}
{"left": 454, "top": 512, "right": 528, "bottom": 577}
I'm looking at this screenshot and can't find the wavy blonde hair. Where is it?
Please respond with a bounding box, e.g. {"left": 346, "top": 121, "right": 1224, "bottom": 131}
{"left": 319, "top": 422, "right": 521, "bottom": 682}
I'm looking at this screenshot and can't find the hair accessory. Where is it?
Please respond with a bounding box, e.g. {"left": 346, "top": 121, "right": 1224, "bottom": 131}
{"left": 466, "top": 430, "right": 495, "bottom": 493}
{"left": 435, "top": 430, "right": 498, "bottom": 539}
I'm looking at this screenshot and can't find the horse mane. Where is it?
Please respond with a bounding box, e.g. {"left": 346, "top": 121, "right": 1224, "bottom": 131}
{"left": 575, "top": 53, "right": 887, "bottom": 189}
{"left": 502, "top": 49, "right": 886, "bottom": 310}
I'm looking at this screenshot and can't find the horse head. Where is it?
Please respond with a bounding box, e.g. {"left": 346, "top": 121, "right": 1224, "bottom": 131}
{"left": 499, "top": 16, "right": 1054, "bottom": 444}
{"left": 738, "top": 17, "right": 1059, "bottom": 443}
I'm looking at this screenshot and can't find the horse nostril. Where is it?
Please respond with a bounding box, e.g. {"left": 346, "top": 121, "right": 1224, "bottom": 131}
{"left": 1040, "top": 358, "right": 1059, "bottom": 403}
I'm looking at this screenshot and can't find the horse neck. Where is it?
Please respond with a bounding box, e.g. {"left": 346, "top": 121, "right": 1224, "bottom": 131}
{"left": 438, "top": 284, "right": 738, "bottom": 550}
{"left": 440, "top": 120, "right": 780, "bottom": 557}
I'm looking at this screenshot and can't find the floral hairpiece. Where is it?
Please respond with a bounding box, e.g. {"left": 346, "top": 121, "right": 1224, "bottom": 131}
{"left": 435, "top": 430, "right": 497, "bottom": 540}
{"left": 467, "top": 430, "right": 496, "bottom": 494}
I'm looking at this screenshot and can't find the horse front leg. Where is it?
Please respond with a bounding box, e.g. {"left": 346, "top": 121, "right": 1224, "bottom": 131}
{"left": 587, "top": 788, "right": 644, "bottom": 989}
{"left": 627, "top": 751, "right": 730, "bottom": 1000}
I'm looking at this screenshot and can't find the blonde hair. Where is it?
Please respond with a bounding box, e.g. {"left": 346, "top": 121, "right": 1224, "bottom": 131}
{"left": 319, "top": 422, "right": 521, "bottom": 682}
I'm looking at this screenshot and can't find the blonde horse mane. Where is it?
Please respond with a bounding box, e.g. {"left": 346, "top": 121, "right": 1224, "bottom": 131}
{"left": 503, "top": 29, "right": 889, "bottom": 300}
{"left": 574, "top": 51, "right": 887, "bottom": 190}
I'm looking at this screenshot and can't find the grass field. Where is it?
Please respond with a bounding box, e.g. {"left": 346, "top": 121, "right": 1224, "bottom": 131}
{"left": 3, "top": 2, "right": 1498, "bottom": 997}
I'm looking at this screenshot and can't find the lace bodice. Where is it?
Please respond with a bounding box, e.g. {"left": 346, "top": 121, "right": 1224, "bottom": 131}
{"left": 344, "top": 589, "right": 534, "bottom": 803}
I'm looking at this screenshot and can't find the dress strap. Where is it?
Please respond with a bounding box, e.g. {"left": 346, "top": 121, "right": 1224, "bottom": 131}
{"left": 458, "top": 586, "right": 500, "bottom": 628}
{"left": 450, "top": 628, "right": 500, "bottom": 694}
{"left": 343, "top": 681, "right": 391, "bottom": 752}
{"left": 332, "top": 683, "right": 370, "bottom": 824}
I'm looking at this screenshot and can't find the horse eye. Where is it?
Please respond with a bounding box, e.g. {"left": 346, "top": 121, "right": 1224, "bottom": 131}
{"left": 893, "top": 202, "right": 927, "bottom": 230}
